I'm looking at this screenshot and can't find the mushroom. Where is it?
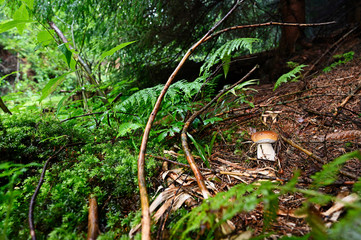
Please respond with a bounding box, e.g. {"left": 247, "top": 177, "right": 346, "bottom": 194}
{"left": 251, "top": 130, "right": 278, "bottom": 161}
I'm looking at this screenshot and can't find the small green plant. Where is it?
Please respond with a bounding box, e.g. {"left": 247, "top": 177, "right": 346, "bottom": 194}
{"left": 274, "top": 62, "right": 307, "bottom": 91}
{"left": 323, "top": 51, "right": 354, "bottom": 73}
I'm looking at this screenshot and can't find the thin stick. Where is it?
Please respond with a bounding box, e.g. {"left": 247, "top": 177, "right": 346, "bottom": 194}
{"left": 205, "top": 21, "right": 335, "bottom": 41}
{"left": 29, "top": 147, "right": 65, "bottom": 240}
{"left": 137, "top": 1, "right": 244, "bottom": 238}
{"left": 334, "top": 83, "right": 361, "bottom": 116}
{"left": 280, "top": 135, "right": 325, "bottom": 164}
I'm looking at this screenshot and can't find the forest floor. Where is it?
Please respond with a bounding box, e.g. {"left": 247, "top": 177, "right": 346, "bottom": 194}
{"left": 155, "top": 31, "right": 361, "bottom": 238}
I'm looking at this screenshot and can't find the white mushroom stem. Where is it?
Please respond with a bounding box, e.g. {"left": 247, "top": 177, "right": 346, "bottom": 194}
{"left": 257, "top": 143, "right": 276, "bottom": 161}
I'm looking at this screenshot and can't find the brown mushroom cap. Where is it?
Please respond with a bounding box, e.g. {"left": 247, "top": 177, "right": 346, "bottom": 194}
{"left": 251, "top": 130, "right": 278, "bottom": 143}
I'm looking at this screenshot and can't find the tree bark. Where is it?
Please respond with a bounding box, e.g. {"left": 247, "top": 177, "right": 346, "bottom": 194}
{"left": 279, "top": 0, "right": 306, "bottom": 56}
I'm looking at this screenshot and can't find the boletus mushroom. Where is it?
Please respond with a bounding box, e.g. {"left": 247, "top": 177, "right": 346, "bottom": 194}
{"left": 251, "top": 130, "right": 278, "bottom": 161}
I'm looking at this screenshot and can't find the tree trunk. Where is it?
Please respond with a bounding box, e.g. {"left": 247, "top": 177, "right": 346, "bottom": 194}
{"left": 279, "top": 0, "right": 306, "bottom": 56}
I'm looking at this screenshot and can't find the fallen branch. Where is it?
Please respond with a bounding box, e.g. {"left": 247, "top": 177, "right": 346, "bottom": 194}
{"left": 29, "top": 147, "right": 65, "bottom": 240}
{"left": 137, "top": 1, "right": 245, "bottom": 238}
{"left": 279, "top": 134, "right": 325, "bottom": 164}
{"left": 334, "top": 83, "right": 361, "bottom": 116}
{"left": 87, "top": 196, "right": 100, "bottom": 240}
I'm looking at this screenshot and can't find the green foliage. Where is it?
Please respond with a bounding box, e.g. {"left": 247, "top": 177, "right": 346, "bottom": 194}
{"left": 323, "top": 51, "right": 355, "bottom": 73}
{"left": 311, "top": 151, "right": 361, "bottom": 189}
{"left": 274, "top": 62, "right": 307, "bottom": 91}
{"left": 187, "top": 133, "right": 211, "bottom": 168}
{"left": 0, "top": 112, "right": 159, "bottom": 239}
{"left": 39, "top": 71, "right": 74, "bottom": 102}
{"left": 218, "top": 78, "right": 259, "bottom": 109}
{"left": 114, "top": 77, "right": 211, "bottom": 139}
{"left": 0, "top": 162, "right": 41, "bottom": 238}
{"left": 200, "top": 38, "right": 261, "bottom": 77}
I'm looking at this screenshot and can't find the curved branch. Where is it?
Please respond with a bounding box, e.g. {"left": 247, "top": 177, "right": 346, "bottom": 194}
{"left": 29, "top": 147, "right": 65, "bottom": 240}
{"left": 181, "top": 65, "right": 258, "bottom": 199}
{"left": 137, "top": 1, "right": 244, "bottom": 239}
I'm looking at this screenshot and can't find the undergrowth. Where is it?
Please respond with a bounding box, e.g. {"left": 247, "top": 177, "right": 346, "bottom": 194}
{"left": 171, "top": 151, "right": 361, "bottom": 240}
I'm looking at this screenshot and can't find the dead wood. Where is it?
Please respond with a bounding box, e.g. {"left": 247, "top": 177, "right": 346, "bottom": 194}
{"left": 334, "top": 82, "right": 361, "bottom": 116}
{"left": 279, "top": 134, "right": 325, "bottom": 164}
{"left": 87, "top": 197, "right": 100, "bottom": 240}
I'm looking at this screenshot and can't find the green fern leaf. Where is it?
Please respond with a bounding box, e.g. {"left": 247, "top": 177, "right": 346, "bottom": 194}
{"left": 200, "top": 38, "right": 260, "bottom": 76}
{"left": 273, "top": 64, "right": 307, "bottom": 91}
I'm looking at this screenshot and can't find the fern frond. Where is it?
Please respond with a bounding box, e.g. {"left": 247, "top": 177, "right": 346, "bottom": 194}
{"left": 273, "top": 64, "right": 307, "bottom": 91}
{"left": 200, "top": 38, "right": 261, "bottom": 76}
{"left": 115, "top": 79, "right": 204, "bottom": 115}
{"left": 311, "top": 150, "right": 361, "bottom": 189}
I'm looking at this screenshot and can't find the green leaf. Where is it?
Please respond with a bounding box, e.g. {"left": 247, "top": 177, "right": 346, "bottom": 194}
{"left": 203, "top": 117, "right": 222, "bottom": 125}
{"left": 39, "top": 72, "right": 74, "bottom": 102}
{"left": 222, "top": 54, "right": 231, "bottom": 78}
{"left": 13, "top": 3, "right": 30, "bottom": 34}
{"left": 13, "top": 4, "right": 29, "bottom": 21}
{"left": 21, "top": 0, "right": 34, "bottom": 10}
{"left": 0, "top": 71, "right": 18, "bottom": 85}
{"left": 116, "top": 122, "right": 143, "bottom": 137}
{"left": 274, "top": 64, "right": 307, "bottom": 91}
{"left": 95, "top": 41, "right": 136, "bottom": 70}
{"left": 56, "top": 89, "right": 77, "bottom": 116}
{"left": 58, "top": 43, "right": 73, "bottom": 67}
{"left": 37, "top": 30, "right": 54, "bottom": 46}
{"left": 187, "top": 133, "right": 210, "bottom": 168}
{"left": 0, "top": 19, "right": 34, "bottom": 34}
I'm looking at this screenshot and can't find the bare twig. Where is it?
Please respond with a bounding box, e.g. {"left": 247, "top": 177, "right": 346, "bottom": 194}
{"left": 137, "top": 1, "right": 244, "bottom": 238}
{"left": 29, "top": 147, "right": 65, "bottom": 240}
{"left": 334, "top": 83, "right": 361, "bottom": 116}
{"left": 279, "top": 134, "right": 325, "bottom": 164}
{"left": 205, "top": 21, "right": 336, "bottom": 42}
